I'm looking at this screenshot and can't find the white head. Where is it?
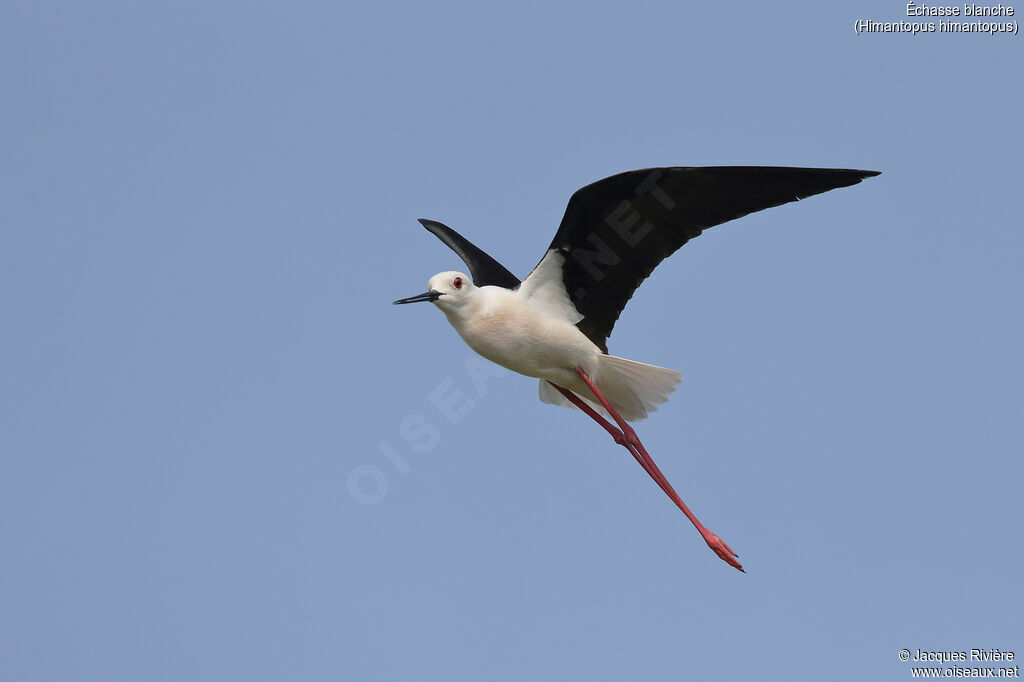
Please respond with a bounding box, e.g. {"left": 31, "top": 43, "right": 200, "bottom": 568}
{"left": 393, "top": 271, "right": 476, "bottom": 314}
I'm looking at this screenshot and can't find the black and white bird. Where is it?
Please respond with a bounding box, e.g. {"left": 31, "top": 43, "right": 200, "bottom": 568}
{"left": 394, "top": 166, "right": 880, "bottom": 571}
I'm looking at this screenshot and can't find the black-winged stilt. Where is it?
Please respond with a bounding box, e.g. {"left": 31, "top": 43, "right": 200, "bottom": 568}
{"left": 394, "top": 166, "right": 880, "bottom": 571}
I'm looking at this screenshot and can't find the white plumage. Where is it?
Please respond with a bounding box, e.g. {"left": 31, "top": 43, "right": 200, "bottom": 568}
{"left": 426, "top": 270, "right": 681, "bottom": 422}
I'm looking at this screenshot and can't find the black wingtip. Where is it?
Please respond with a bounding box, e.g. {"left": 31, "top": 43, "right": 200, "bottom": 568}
{"left": 414, "top": 218, "right": 521, "bottom": 290}
{"left": 831, "top": 167, "right": 881, "bottom": 188}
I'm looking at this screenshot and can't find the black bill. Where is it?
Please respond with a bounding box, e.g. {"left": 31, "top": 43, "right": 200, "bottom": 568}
{"left": 392, "top": 291, "right": 441, "bottom": 305}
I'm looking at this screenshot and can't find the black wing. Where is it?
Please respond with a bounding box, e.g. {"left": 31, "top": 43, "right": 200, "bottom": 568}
{"left": 418, "top": 218, "right": 521, "bottom": 289}
{"left": 545, "top": 166, "right": 880, "bottom": 352}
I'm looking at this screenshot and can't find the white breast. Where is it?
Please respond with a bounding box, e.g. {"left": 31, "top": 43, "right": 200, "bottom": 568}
{"left": 443, "top": 286, "right": 600, "bottom": 384}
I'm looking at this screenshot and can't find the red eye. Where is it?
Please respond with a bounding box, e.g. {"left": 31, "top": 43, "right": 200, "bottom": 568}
{"left": 453, "top": 277, "right": 463, "bottom": 289}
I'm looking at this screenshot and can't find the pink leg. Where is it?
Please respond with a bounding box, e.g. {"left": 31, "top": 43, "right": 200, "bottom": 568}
{"left": 548, "top": 382, "right": 657, "bottom": 478}
{"left": 569, "top": 368, "right": 743, "bottom": 572}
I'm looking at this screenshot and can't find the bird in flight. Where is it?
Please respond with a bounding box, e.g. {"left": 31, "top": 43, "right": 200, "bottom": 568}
{"left": 394, "top": 166, "right": 880, "bottom": 571}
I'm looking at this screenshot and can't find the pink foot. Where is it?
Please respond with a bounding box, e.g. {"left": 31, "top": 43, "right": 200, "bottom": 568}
{"left": 702, "top": 531, "right": 744, "bottom": 572}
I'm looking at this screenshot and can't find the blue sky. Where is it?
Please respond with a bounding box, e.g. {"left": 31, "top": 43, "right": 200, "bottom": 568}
{"left": 2, "top": 2, "right": 1021, "bottom": 680}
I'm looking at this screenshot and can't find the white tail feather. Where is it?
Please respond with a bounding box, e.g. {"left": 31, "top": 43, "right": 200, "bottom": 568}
{"left": 538, "top": 355, "right": 682, "bottom": 423}
{"left": 538, "top": 379, "right": 610, "bottom": 418}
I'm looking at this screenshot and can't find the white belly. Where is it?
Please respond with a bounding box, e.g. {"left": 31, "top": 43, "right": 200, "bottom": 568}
{"left": 447, "top": 295, "right": 600, "bottom": 385}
